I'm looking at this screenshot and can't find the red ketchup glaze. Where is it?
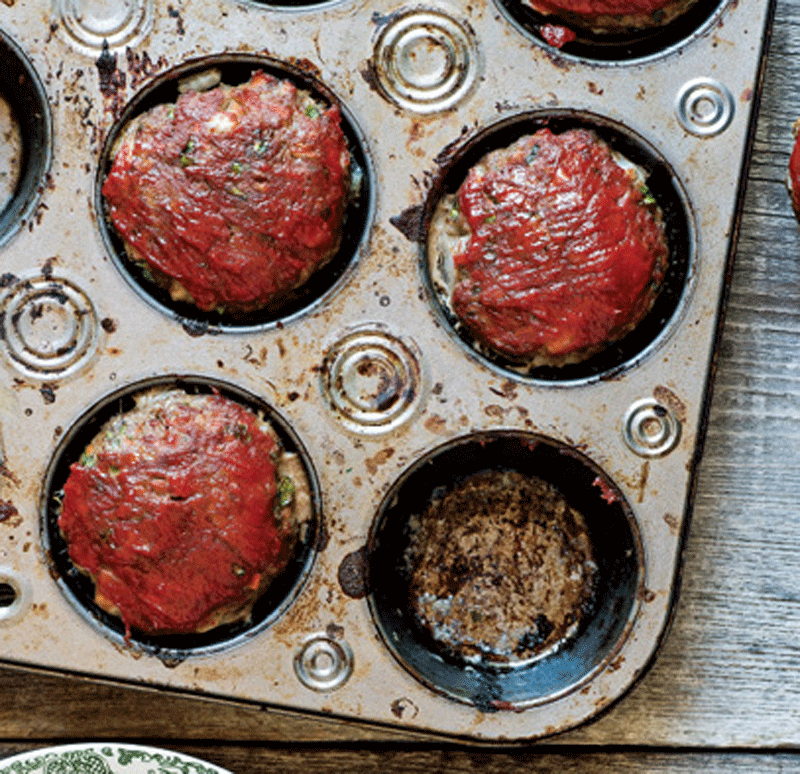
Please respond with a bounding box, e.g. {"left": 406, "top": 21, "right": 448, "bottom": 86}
{"left": 539, "top": 23, "right": 578, "bottom": 47}
{"left": 529, "top": 0, "right": 677, "bottom": 17}
{"left": 451, "top": 128, "right": 668, "bottom": 360}
{"left": 790, "top": 126, "right": 800, "bottom": 218}
{"left": 101, "top": 71, "right": 350, "bottom": 312}
{"left": 58, "top": 393, "right": 291, "bottom": 637}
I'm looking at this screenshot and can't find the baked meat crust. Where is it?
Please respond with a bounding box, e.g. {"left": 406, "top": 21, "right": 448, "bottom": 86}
{"left": 101, "top": 71, "right": 351, "bottom": 314}
{"left": 428, "top": 128, "right": 669, "bottom": 367}
{"left": 58, "top": 390, "right": 309, "bottom": 638}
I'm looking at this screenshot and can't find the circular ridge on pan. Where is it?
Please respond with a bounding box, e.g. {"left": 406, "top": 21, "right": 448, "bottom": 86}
{"left": 423, "top": 109, "right": 694, "bottom": 385}
{"left": 0, "top": 30, "right": 52, "bottom": 247}
{"left": 95, "top": 54, "right": 374, "bottom": 334}
{"left": 494, "top": 0, "right": 728, "bottom": 63}
{"left": 367, "top": 431, "right": 642, "bottom": 710}
{"left": 40, "top": 374, "right": 321, "bottom": 662}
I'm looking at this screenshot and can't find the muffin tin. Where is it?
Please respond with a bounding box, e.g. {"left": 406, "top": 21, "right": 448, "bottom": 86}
{"left": 0, "top": 0, "right": 775, "bottom": 742}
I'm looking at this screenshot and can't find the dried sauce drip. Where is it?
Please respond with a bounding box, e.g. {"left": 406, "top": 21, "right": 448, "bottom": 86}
{"left": 405, "top": 470, "right": 597, "bottom": 664}
{"left": 433, "top": 128, "right": 668, "bottom": 365}
{"left": 101, "top": 71, "right": 351, "bottom": 313}
{"left": 57, "top": 390, "right": 300, "bottom": 638}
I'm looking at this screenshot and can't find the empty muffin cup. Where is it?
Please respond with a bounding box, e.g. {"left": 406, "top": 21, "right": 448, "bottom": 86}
{"left": 41, "top": 375, "right": 320, "bottom": 661}
{"left": 96, "top": 54, "right": 372, "bottom": 333}
{"left": 367, "top": 431, "right": 642, "bottom": 709}
{"left": 424, "top": 109, "right": 693, "bottom": 384}
{"left": 0, "top": 30, "right": 52, "bottom": 247}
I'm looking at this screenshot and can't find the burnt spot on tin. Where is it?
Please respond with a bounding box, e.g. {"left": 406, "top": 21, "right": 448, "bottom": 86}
{"left": 0, "top": 499, "right": 19, "bottom": 524}
{"left": 95, "top": 42, "right": 125, "bottom": 98}
{"left": 338, "top": 546, "right": 368, "bottom": 599}
{"left": 390, "top": 205, "right": 426, "bottom": 242}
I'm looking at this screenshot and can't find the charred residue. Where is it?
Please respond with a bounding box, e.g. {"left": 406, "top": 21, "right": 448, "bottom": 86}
{"left": 338, "top": 546, "right": 367, "bottom": 599}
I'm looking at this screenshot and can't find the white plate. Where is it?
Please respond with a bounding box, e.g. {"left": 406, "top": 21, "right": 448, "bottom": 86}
{"left": 0, "top": 744, "right": 232, "bottom": 774}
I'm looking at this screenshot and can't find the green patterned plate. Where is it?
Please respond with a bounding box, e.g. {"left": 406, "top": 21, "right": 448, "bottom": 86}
{"left": 0, "top": 745, "right": 232, "bottom": 774}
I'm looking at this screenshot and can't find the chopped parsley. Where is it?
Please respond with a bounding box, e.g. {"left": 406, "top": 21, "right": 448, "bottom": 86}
{"left": 277, "top": 476, "right": 296, "bottom": 507}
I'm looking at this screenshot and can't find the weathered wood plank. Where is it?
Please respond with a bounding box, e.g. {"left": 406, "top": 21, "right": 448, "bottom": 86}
{"left": 4, "top": 744, "right": 800, "bottom": 774}
{"left": 2, "top": 0, "right": 800, "bottom": 755}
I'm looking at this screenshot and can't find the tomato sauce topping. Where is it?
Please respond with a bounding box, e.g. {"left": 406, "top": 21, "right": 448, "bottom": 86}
{"left": 789, "top": 126, "right": 800, "bottom": 218}
{"left": 450, "top": 128, "right": 668, "bottom": 360}
{"left": 58, "top": 392, "right": 294, "bottom": 637}
{"left": 528, "top": 0, "right": 680, "bottom": 18}
{"left": 101, "top": 71, "right": 350, "bottom": 312}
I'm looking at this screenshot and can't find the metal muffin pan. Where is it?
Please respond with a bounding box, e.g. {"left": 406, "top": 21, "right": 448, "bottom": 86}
{"left": 0, "top": 0, "right": 774, "bottom": 741}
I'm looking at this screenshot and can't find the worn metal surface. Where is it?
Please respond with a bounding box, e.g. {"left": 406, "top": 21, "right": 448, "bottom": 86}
{"left": 0, "top": 0, "right": 774, "bottom": 742}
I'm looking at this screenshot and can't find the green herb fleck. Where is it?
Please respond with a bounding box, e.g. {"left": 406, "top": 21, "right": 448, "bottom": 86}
{"left": 277, "top": 476, "right": 296, "bottom": 507}
{"left": 228, "top": 185, "right": 247, "bottom": 199}
{"left": 640, "top": 184, "right": 657, "bottom": 205}
{"left": 79, "top": 448, "right": 97, "bottom": 468}
{"left": 305, "top": 104, "right": 320, "bottom": 119}
{"left": 230, "top": 160, "right": 245, "bottom": 174}
{"left": 253, "top": 138, "right": 268, "bottom": 155}
{"left": 179, "top": 155, "right": 193, "bottom": 168}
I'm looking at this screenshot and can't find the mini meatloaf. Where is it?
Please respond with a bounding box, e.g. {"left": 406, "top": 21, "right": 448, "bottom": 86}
{"left": 101, "top": 70, "right": 351, "bottom": 314}
{"left": 428, "top": 127, "right": 669, "bottom": 367}
{"left": 522, "top": 0, "right": 700, "bottom": 33}
{"left": 405, "top": 470, "right": 597, "bottom": 664}
{"left": 789, "top": 119, "right": 800, "bottom": 219}
{"left": 57, "top": 389, "right": 309, "bottom": 638}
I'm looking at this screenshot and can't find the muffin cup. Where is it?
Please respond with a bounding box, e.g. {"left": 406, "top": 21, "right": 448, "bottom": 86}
{"left": 40, "top": 375, "right": 321, "bottom": 661}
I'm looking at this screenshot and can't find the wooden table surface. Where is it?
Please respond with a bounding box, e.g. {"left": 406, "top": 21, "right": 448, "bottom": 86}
{"left": 3, "top": 0, "right": 800, "bottom": 770}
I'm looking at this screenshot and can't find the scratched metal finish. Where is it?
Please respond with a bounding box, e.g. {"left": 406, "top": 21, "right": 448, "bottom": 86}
{"left": 0, "top": 0, "right": 774, "bottom": 741}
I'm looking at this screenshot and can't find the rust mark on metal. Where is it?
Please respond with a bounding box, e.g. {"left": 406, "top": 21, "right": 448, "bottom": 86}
{"left": 167, "top": 5, "right": 186, "bottom": 36}
{"left": 100, "top": 317, "right": 117, "bottom": 333}
{"left": 365, "top": 447, "right": 394, "bottom": 475}
{"left": 126, "top": 48, "right": 169, "bottom": 90}
{"left": 484, "top": 404, "right": 504, "bottom": 421}
{"left": 358, "top": 60, "right": 383, "bottom": 99}
{"left": 0, "top": 500, "right": 20, "bottom": 526}
{"left": 637, "top": 460, "right": 650, "bottom": 503}
{"left": 390, "top": 697, "right": 419, "bottom": 719}
{"left": 424, "top": 414, "right": 447, "bottom": 434}
{"left": 663, "top": 512, "right": 679, "bottom": 536}
{"left": 653, "top": 384, "right": 687, "bottom": 423}
{"left": 642, "top": 588, "right": 656, "bottom": 603}
{"left": 607, "top": 655, "right": 625, "bottom": 672}
{"left": 39, "top": 383, "right": 58, "bottom": 405}
{"left": 96, "top": 42, "right": 126, "bottom": 103}
{"left": 489, "top": 379, "right": 518, "bottom": 400}
{"left": 337, "top": 546, "right": 367, "bottom": 599}
{"left": 326, "top": 622, "right": 344, "bottom": 640}
{"left": 389, "top": 204, "right": 426, "bottom": 242}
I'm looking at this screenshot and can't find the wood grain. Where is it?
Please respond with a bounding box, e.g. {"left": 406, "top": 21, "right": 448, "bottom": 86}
{"left": 2, "top": 0, "right": 800, "bottom": 769}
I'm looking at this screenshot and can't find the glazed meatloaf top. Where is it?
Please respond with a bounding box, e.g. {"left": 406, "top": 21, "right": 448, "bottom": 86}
{"left": 101, "top": 70, "right": 351, "bottom": 314}
{"left": 523, "top": 0, "right": 700, "bottom": 31}
{"left": 428, "top": 127, "right": 669, "bottom": 367}
{"left": 57, "top": 389, "right": 309, "bottom": 638}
